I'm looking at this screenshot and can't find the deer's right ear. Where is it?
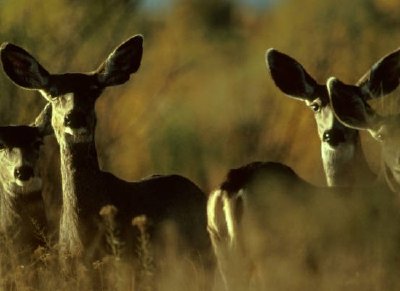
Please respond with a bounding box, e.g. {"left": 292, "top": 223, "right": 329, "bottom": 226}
{"left": 266, "top": 48, "right": 318, "bottom": 101}
{"left": 327, "top": 77, "right": 378, "bottom": 131}
{"left": 32, "top": 103, "right": 53, "bottom": 136}
{"left": 0, "top": 43, "right": 50, "bottom": 90}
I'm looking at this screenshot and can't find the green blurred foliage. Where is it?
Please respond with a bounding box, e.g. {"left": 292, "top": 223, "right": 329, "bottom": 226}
{"left": 0, "top": 0, "right": 399, "bottom": 191}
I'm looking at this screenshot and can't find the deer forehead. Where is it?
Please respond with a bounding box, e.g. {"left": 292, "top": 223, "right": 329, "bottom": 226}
{"left": 0, "top": 126, "right": 41, "bottom": 147}
{"left": 40, "top": 73, "right": 102, "bottom": 105}
{"left": 53, "top": 93, "right": 75, "bottom": 110}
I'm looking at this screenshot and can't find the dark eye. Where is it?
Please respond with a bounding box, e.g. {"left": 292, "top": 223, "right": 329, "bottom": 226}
{"left": 376, "top": 133, "right": 385, "bottom": 142}
{"left": 310, "top": 103, "right": 321, "bottom": 112}
{"left": 0, "top": 143, "right": 6, "bottom": 150}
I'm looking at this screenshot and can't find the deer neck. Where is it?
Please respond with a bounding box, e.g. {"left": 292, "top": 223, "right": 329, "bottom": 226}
{"left": 58, "top": 136, "right": 106, "bottom": 255}
{"left": 381, "top": 161, "right": 400, "bottom": 194}
{"left": 0, "top": 187, "right": 20, "bottom": 234}
{"left": 323, "top": 133, "right": 375, "bottom": 187}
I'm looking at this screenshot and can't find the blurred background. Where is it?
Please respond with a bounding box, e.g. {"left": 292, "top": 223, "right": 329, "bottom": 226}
{"left": 0, "top": 0, "right": 399, "bottom": 191}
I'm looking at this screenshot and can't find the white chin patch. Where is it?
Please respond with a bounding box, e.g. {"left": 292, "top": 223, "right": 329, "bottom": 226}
{"left": 65, "top": 127, "right": 91, "bottom": 142}
{"left": 322, "top": 143, "right": 355, "bottom": 165}
{"left": 65, "top": 127, "right": 87, "bottom": 136}
{"left": 12, "top": 177, "right": 42, "bottom": 194}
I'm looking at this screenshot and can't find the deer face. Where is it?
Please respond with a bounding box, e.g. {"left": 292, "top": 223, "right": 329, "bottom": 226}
{"left": 0, "top": 35, "right": 143, "bottom": 145}
{"left": 328, "top": 75, "right": 400, "bottom": 188}
{"left": 266, "top": 49, "right": 359, "bottom": 186}
{"left": 40, "top": 74, "right": 101, "bottom": 144}
{"left": 0, "top": 126, "right": 43, "bottom": 194}
{"left": 0, "top": 105, "right": 52, "bottom": 194}
{"left": 266, "top": 49, "right": 359, "bottom": 149}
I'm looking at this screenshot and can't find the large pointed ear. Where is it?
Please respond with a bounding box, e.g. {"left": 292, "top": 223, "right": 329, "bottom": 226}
{"left": 266, "top": 48, "right": 319, "bottom": 101}
{"left": 327, "top": 77, "right": 380, "bottom": 131}
{"left": 95, "top": 35, "right": 143, "bottom": 87}
{"left": 31, "top": 103, "right": 53, "bottom": 136}
{"left": 357, "top": 48, "right": 400, "bottom": 98}
{"left": 0, "top": 43, "right": 50, "bottom": 90}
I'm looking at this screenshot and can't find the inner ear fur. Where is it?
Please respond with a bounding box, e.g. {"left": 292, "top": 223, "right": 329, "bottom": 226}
{"left": 0, "top": 42, "right": 50, "bottom": 89}
{"left": 96, "top": 35, "right": 143, "bottom": 87}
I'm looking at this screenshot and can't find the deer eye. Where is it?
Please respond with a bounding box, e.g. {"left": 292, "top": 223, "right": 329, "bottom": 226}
{"left": 376, "top": 133, "right": 385, "bottom": 142}
{"left": 310, "top": 103, "right": 321, "bottom": 112}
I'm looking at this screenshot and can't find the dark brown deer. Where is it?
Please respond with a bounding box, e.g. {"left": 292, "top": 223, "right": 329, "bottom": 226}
{"left": 266, "top": 48, "right": 385, "bottom": 187}
{"left": 208, "top": 48, "right": 400, "bottom": 291}
{"left": 0, "top": 104, "right": 52, "bottom": 258}
{"left": 0, "top": 36, "right": 212, "bottom": 270}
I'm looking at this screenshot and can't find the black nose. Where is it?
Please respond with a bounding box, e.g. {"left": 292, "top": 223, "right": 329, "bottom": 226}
{"left": 14, "top": 166, "right": 34, "bottom": 181}
{"left": 322, "top": 129, "right": 346, "bottom": 147}
{"left": 64, "top": 112, "right": 86, "bottom": 129}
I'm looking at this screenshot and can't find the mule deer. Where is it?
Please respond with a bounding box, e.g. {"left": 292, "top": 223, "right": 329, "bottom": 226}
{"left": 266, "top": 48, "right": 381, "bottom": 187}
{"left": 0, "top": 36, "right": 212, "bottom": 269}
{"left": 208, "top": 48, "right": 400, "bottom": 290}
{"left": 0, "top": 104, "right": 52, "bottom": 257}
{"left": 327, "top": 74, "right": 400, "bottom": 192}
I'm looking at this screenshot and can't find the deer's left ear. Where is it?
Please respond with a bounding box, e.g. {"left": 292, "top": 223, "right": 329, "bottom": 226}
{"left": 32, "top": 103, "right": 53, "bottom": 136}
{"left": 0, "top": 42, "right": 50, "bottom": 90}
{"left": 327, "top": 77, "right": 379, "bottom": 131}
{"left": 96, "top": 35, "right": 143, "bottom": 87}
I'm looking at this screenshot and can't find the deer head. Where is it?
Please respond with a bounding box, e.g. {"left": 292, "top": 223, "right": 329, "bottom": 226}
{"left": 0, "top": 104, "right": 52, "bottom": 194}
{"left": 327, "top": 48, "right": 400, "bottom": 190}
{"left": 0, "top": 35, "right": 143, "bottom": 146}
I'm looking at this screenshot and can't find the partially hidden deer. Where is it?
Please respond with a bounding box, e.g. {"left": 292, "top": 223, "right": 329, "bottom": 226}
{"left": 327, "top": 66, "right": 400, "bottom": 193}
{"left": 266, "top": 48, "right": 384, "bottom": 187}
{"left": 208, "top": 48, "right": 400, "bottom": 291}
{"left": 0, "top": 104, "right": 53, "bottom": 260}
{"left": 0, "top": 36, "right": 212, "bottom": 271}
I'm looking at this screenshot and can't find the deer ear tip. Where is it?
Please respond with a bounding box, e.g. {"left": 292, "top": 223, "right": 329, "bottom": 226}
{"left": 266, "top": 48, "right": 276, "bottom": 56}
{"left": 327, "top": 77, "right": 340, "bottom": 89}
{"left": 132, "top": 34, "right": 143, "bottom": 45}
{"left": 0, "top": 42, "right": 8, "bottom": 50}
{"left": 0, "top": 42, "right": 12, "bottom": 55}
{"left": 266, "top": 48, "right": 280, "bottom": 62}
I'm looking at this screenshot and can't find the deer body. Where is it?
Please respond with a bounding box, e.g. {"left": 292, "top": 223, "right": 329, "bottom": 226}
{"left": 58, "top": 135, "right": 208, "bottom": 258}
{"left": 0, "top": 36, "right": 211, "bottom": 266}
{"left": 208, "top": 161, "right": 399, "bottom": 291}
{"left": 209, "top": 48, "right": 400, "bottom": 290}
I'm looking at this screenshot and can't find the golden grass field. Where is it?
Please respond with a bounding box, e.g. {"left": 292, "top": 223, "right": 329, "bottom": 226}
{"left": 1, "top": 0, "right": 400, "bottom": 290}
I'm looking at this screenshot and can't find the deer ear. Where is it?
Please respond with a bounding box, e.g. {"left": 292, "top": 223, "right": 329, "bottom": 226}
{"left": 357, "top": 48, "right": 400, "bottom": 98}
{"left": 0, "top": 43, "right": 50, "bottom": 89}
{"left": 96, "top": 35, "right": 143, "bottom": 87}
{"left": 266, "top": 48, "right": 319, "bottom": 101}
{"left": 327, "top": 77, "right": 378, "bottom": 131}
{"left": 32, "top": 103, "right": 53, "bottom": 136}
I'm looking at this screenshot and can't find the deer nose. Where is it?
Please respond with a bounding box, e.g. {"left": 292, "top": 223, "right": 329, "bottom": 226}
{"left": 14, "top": 166, "right": 34, "bottom": 181}
{"left": 64, "top": 112, "right": 86, "bottom": 129}
{"left": 322, "top": 129, "right": 346, "bottom": 147}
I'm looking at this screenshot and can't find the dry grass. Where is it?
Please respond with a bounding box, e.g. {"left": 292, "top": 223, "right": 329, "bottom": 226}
{"left": 1, "top": 0, "right": 400, "bottom": 290}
